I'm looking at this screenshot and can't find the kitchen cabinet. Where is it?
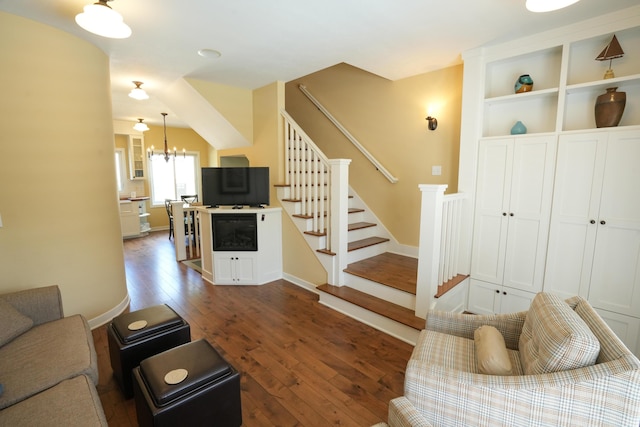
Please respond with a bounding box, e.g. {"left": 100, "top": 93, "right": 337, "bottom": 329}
{"left": 128, "top": 135, "right": 145, "bottom": 180}
{"left": 119, "top": 198, "right": 150, "bottom": 238}
{"left": 469, "top": 136, "right": 556, "bottom": 313}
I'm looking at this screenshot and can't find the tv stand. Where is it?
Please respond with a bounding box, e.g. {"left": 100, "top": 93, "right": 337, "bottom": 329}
{"left": 198, "top": 207, "right": 282, "bottom": 285}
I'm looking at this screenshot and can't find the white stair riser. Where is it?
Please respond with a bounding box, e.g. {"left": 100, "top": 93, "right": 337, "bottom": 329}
{"left": 344, "top": 274, "right": 416, "bottom": 310}
{"left": 348, "top": 242, "right": 389, "bottom": 263}
{"left": 348, "top": 226, "right": 377, "bottom": 242}
{"left": 318, "top": 293, "right": 419, "bottom": 346}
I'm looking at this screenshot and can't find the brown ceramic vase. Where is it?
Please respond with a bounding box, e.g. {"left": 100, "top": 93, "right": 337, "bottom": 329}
{"left": 595, "top": 87, "right": 626, "bottom": 128}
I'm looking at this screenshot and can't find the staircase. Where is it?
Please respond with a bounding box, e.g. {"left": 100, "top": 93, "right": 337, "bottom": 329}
{"left": 278, "top": 110, "right": 469, "bottom": 345}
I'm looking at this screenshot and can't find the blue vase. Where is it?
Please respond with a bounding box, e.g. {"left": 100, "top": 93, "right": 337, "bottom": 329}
{"left": 514, "top": 74, "right": 534, "bottom": 93}
{"left": 510, "top": 121, "right": 527, "bottom": 135}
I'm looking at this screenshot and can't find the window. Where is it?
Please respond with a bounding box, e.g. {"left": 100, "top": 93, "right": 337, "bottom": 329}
{"left": 148, "top": 152, "right": 200, "bottom": 206}
{"left": 115, "top": 148, "right": 126, "bottom": 192}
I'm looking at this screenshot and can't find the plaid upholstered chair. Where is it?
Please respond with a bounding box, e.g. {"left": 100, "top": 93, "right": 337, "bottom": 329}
{"left": 387, "top": 293, "right": 640, "bottom": 427}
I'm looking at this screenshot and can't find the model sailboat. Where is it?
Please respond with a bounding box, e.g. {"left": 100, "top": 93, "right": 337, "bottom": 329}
{"left": 595, "top": 34, "right": 624, "bottom": 79}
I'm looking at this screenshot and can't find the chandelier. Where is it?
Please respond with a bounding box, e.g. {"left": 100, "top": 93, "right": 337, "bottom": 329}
{"left": 147, "top": 113, "right": 184, "bottom": 162}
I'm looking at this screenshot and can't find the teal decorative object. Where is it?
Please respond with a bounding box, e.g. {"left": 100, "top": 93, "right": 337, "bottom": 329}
{"left": 514, "top": 74, "right": 534, "bottom": 93}
{"left": 510, "top": 121, "right": 527, "bottom": 135}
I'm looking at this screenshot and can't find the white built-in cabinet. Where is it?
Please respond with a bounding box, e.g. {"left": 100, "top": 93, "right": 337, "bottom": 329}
{"left": 544, "top": 130, "right": 640, "bottom": 350}
{"left": 469, "top": 136, "right": 556, "bottom": 314}
{"left": 199, "top": 207, "right": 283, "bottom": 286}
{"left": 461, "top": 11, "right": 640, "bottom": 355}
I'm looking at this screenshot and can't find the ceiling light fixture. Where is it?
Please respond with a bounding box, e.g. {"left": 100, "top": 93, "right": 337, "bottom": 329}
{"left": 75, "top": 0, "right": 131, "bottom": 39}
{"left": 147, "top": 113, "right": 185, "bottom": 162}
{"left": 129, "top": 81, "right": 149, "bottom": 100}
{"left": 133, "top": 118, "right": 149, "bottom": 132}
{"left": 525, "top": 0, "right": 580, "bottom": 12}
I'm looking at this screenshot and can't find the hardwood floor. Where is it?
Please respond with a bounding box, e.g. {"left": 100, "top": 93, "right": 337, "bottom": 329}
{"left": 93, "top": 231, "right": 413, "bottom": 426}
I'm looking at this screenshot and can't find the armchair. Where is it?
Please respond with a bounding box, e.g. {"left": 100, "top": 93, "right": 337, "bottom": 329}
{"left": 388, "top": 293, "right": 640, "bottom": 427}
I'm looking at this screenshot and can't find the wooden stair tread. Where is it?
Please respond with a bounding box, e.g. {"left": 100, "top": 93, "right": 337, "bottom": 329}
{"left": 317, "top": 284, "right": 424, "bottom": 330}
{"left": 348, "top": 237, "right": 389, "bottom": 252}
{"left": 435, "top": 274, "right": 469, "bottom": 298}
{"left": 348, "top": 222, "right": 376, "bottom": 231}
{"left": 345, "top": 252, "right": 417, "bottom": 295}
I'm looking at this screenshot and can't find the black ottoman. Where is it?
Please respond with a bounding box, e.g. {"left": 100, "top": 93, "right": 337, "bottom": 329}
{"left": 108, "top": 304, "right": 191, "bottom": 398}
{"left": 133, "top": 339, "right": 242, "bottom": 427}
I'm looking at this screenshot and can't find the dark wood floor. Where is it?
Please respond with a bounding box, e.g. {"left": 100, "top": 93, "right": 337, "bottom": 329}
{"left": 93, "top": 231, "right": 413, "bottom": 426}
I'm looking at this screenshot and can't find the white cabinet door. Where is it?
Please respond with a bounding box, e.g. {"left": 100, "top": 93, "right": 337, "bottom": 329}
{"left": 588, "top": 130, "right": 640, "bottom": 318}
{"left": 544, "top": 133, "right": 607, "bottom": 299}
{"left": 545, "top": 130, "right": 640, "bottom": 319}
{"left": 471, "top": 136, "right": 556, "bottom": 302}
{"left": 468, "top": 279, "right": 536, "bottom": 315}
{"left": 502, "top": 136, "right": 557, "bottom": 292}
{"left": 471, "top": 139, "right": 513, "bottom": 285}
{"left": 213, "top": 253, "right": 257, "bottom": 284}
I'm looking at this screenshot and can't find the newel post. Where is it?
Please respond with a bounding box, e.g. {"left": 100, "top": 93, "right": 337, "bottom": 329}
{"left": 415, "top": 184, "right": 448, "bottom": 319}
{"left": 329, "top": 159, "right": 351, "bottom": 285}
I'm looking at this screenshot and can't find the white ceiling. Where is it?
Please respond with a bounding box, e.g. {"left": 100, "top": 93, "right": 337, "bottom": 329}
{"left": 1, "top": 0, "right": 637, "bottom": 128}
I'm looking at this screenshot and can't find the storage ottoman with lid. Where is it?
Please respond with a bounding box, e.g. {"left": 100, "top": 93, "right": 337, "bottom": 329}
{"left": 132, "top": 339, "right": 242, "bottom": 427}
{"left": 108, "top": 304, "right": 191, "bottom": 398}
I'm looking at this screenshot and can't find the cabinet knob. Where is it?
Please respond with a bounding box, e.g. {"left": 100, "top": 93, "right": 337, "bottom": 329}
{"left": 503, "top": 291, "right": 507, "bottom": 295}
{"left": 495, "top": 289, "right": 500, "bottom": 294}
{"left": 590, "top": 219, "right": 596, "bottom": 224}
{"left": 509, "top": 213, "right": 514, "bottom": 217}
{"left": 502, "top": 212, "right": 507, "bottom": 216}
{"left": 600, "top": 220, "right": 606, "bottom": 225}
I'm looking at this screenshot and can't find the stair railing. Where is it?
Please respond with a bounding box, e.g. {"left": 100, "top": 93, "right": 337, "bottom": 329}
{"left": 415, "top": 185, "right": 468, "bottom": 318}
{"left": 298, "top": 85, "right": 398, "bottom": 184}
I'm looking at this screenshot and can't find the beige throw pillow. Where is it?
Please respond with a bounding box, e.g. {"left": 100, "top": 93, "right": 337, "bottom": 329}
{"left": 474, "top": 325, "right": 513, "bottom": 375}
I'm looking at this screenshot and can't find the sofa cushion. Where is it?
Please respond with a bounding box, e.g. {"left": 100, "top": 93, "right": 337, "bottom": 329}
{"left": 0, "top": 314, "right": 98, "bottom": 410}
{"left": 519, "top": 293, "right": 600, "bottom": 375}
{"left": 0, "top": 375, "right": 107, "bottom": 426}
{"left": 0, "top": 299, "right": 33, "bottom": 346}
{"left": 474, "top": 325, "right": 513, "bottom": 375}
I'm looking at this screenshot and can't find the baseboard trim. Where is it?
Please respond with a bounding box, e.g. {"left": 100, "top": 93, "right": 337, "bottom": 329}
{"left": 282, "top": 273, "right": 319, "bottom": 294}
{"left": 87, "top": 292, "right": 130, "bottom": 330}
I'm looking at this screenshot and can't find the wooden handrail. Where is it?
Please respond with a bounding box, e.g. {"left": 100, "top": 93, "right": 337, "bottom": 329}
{"left": 298, "top": 84, "right": 398, "bottom": 184}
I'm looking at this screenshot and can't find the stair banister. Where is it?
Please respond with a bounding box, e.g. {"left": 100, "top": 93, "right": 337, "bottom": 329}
{"left": 416, "top": 184, "right": 448, "bottom": 318}
{"left": 298, "top": 85, "right": 399, "bottom": 184}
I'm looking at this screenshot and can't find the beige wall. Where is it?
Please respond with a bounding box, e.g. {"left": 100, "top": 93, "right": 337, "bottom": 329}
{"left": 285, "top": 63, "right": 463, "bottom": 247}
{"left": 219, "top": 82, "right": 328, "bottom": 285}
{"left": 0, "top": 12, "right": 128, "bottom": 319}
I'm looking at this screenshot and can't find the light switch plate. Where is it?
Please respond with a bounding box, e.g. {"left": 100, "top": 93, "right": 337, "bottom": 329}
{"left": 432, "top": 165, "right": 442, "bottom": 176}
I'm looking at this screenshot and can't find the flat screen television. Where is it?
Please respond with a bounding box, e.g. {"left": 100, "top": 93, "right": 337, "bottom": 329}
{"left": 202, "top": 167, "right": 270, "bottom": 208}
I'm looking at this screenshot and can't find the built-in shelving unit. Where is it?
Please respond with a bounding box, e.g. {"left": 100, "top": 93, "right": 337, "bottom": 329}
{"left": 480, "top": 24, "right": 640, "bottom": 138}
{"left": 460, "top": 7, "right": 640, "bottom": 357}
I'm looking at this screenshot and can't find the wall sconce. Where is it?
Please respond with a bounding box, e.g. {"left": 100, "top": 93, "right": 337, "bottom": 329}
{"left": 426, "top": 116, "right": 438, "bottom": 131}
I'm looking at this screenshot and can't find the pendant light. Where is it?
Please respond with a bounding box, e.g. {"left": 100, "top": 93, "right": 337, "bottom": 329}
{"left": 75, "top": 0, "right": 131, "bottom": 39}
{"left": 526, "top": 0, "right": 580, "bottom": 12}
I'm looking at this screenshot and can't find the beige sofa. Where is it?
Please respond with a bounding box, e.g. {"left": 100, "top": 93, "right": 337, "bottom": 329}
{"left": 387, "top": 293, "right": 640, "bottom": 427}
{"left": 0, "top": 286, "right": 107, "bottom": 426}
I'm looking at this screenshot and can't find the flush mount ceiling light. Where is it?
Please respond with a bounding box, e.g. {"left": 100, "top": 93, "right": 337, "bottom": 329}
{"left": 526, "top": 0, "right": 580, "bottom": 12}
{"left": 128, "top": 81, "right": 149, "bottom": 100}
{"left": 75, "top": 0, "right": 131, "bottom": 39}
{"left": 133, "top": 118, "right": 149, "bottom": 132}
{"left": 197, "top": 49, "right": 222, "bottom": 59}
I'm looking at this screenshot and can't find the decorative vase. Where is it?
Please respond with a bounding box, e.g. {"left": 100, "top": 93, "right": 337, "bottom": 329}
{"left": 510, "top": 121, "right": 527, "bottom": 135}
{"left": 514, "top": 74, "right": 533, "bottom": 94}
{"left": 595, "top": 87, "right": 626, "bottom": 128}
